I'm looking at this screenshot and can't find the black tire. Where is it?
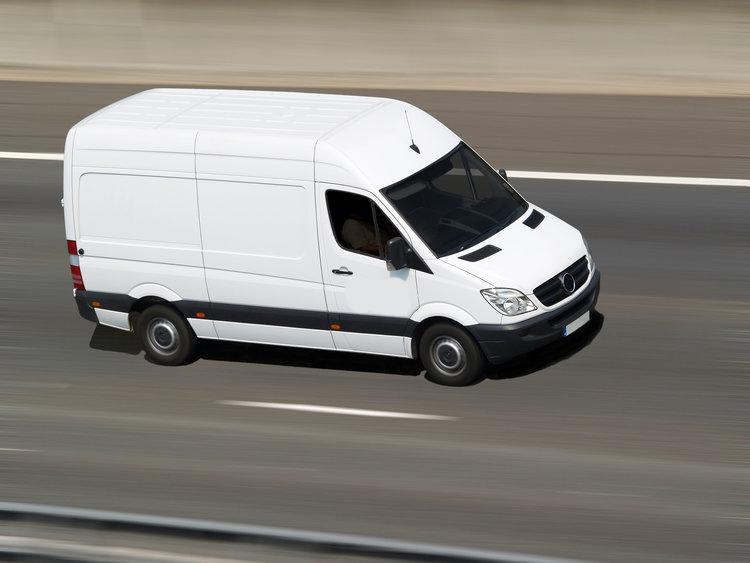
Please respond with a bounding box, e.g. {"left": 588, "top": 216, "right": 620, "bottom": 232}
{"left": 136, "top": 304, "right": 197, "bottom": 366}
{"left": 419, "top": 323, "right": 487, "bottom": 386}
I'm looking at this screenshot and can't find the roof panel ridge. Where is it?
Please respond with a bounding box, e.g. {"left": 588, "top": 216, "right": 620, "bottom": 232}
{"left": 318, "top": 98, "right": 392, "bottom": 143}
{"left": 157, "top": 91, "right": 223, "bottom": 130}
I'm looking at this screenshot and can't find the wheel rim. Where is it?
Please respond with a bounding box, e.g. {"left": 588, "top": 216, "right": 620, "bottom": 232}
{"left": 146, "top": 317, "right": 180, "bottom": 355}
{"left": 430, "top": 336, "right": 467, "bottom": 377}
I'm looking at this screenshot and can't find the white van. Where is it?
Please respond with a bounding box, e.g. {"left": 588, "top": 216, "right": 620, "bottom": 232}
{"left": 63, "top": 89, "right": 599, "bottom": 386}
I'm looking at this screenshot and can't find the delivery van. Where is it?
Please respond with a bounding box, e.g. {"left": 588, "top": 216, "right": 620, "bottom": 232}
{"left": 63, "top": 89, "right": 600, "bottom": 386}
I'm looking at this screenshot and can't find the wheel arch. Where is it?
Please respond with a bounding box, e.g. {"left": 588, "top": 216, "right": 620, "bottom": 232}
{"left": 127, "top": 284, "right": 184, "bottom": 331}
{"left": 128, "top": 296, "right": 177, "bottom": 331}
{"left": 129, "top": 283, "right": 182, "bottom": 302}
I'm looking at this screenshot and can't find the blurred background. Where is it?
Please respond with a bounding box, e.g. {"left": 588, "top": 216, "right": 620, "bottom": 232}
{"left": 1, "top": 0, "right": 749, "bottom": 95}
{"left": 1, "top": 1, "right": 749, "bottom": 562}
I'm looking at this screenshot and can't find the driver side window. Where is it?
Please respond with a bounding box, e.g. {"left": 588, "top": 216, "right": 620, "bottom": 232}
{"left": 326, "top": 191, "right": 399, "bottom": 260}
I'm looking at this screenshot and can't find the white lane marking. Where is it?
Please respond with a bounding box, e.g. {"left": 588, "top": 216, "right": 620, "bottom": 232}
{"left": 0, "top": 536, "right": 255, "bottom": 563}
{"left": 0, "top": 151, "right": 63, "bottom": 161}
{"left": 0, "top": 381, "right": 70, "bottom": 389}
{"left": 558, "top": 490, "right": 643, "bottom": 498}
{"left": 0, "top": 448, "right": 38, "bottom": 452}
{"left": 508, "top": 170, "right": 750, "bottom": 187}
{"left": 1, "top": 151, "right": 749, "bottom": 187}
{"left": 218, "top": 401, "right": 458, "bottom": 421}
{"left": 230, "top": 464, "right": 318, "bottom": 472}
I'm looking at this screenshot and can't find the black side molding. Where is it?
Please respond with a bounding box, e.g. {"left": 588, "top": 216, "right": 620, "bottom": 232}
{"left": 523, "top": 209, "right": 545, "bottom": 229}
{"left": 459, "top": 245, "right": 501, "bottom": 262}
{"left": 76, "top": 291, "right": 415, "bottom": 337}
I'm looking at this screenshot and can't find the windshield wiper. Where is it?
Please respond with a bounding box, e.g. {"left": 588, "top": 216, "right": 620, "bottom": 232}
{"left": 457, "top": 225, "right": 502, "bottom": 253}
{"left": 448, "top": 206, "right": 525, "bottom": 255}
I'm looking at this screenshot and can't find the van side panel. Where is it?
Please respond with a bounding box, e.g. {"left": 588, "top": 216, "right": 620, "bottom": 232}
{"left": 76, "top": 172, "right": 203, "bottom": 268}
{"left": 81, "top": 258, "right": 208, "bottom": 305}
{"left": 198, "top": 180, "right": 316, "bottom": 277}
{"left": 77, "top": 173, "right": 202, "bottom": 266}
{"left": 74, "top": 169, "right": 211, "bottom": 323}
{"left": 197, "top": 177, "right": 334, "bottom": 350}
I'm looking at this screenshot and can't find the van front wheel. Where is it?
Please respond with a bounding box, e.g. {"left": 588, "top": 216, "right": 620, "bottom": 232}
{"left": 419, "top": 323, "right": 486, "bottom": 386}
{"left": 137, "top": 304, "right": 197, "bottom": 366}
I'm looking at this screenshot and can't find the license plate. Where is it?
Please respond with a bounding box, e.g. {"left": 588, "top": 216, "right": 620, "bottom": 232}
{"left": 564, "top": 311, "right": 590, "bottom": 337}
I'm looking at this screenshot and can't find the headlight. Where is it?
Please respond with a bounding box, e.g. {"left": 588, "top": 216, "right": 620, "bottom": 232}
{"left": 481, "top": 288, "right": 537, "bottom": 316}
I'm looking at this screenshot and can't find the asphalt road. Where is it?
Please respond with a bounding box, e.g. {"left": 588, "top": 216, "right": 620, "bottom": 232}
{"left": 1, "top": 83, "right": 749, "bottom": 563}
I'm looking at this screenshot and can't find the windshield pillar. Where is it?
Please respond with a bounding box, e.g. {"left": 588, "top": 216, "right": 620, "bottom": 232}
{"left": 459, "top": 150, "right": 478, "bottom": 200}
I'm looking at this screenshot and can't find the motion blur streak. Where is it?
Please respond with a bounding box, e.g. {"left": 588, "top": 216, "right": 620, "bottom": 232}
{"left": 0, "top": 1, "right": 748, "bottom": 96}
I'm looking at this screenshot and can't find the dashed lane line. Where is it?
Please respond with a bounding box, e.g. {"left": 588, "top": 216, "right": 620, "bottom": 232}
{"left": 0, "top": 151, "right": 63, "bottom": 161}
{"left": 508, "top": 170, "right": 750, "bottom": 187}
{"left": 218, "top": 400, "right": 459, "bottom": 421}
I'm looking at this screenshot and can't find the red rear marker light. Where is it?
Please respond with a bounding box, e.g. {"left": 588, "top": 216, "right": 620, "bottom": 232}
{"left": 70, "top": 264, "right": 85, "bottom": 291}
{"left": 67, "top": 240, "right": 86, "bottom": 291}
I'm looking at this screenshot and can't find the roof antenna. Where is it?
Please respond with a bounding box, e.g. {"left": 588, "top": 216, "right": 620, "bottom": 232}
{"left": 404, "top": 111, "right": 420, "bottom": 154}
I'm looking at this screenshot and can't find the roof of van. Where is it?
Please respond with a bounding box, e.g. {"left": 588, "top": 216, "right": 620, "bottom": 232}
{"left": 69, "top": 89, "right": 461, "bottom": 189}
{"left": 78, "top": 89, "right": 383, "bottom": 136}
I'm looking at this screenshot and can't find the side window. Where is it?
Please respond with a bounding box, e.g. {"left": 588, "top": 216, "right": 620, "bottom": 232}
{"left": 326, "top": 191, "right": 400, "bottom": 259}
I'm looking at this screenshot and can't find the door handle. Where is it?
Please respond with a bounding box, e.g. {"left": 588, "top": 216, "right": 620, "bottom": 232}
{"left": 332, "top": 267, "right": 353, "bottom": 276}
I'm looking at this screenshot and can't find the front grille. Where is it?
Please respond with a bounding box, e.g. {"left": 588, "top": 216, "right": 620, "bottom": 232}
{"left": 533, "top": 256, "right": 589, "bottom": 307}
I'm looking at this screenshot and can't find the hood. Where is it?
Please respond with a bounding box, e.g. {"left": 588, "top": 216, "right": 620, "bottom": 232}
{"left": 441, "top": 206, "right": 586, "bottom": 294}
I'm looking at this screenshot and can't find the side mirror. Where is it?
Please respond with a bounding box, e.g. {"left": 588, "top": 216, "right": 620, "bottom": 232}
{"left": 497, "top": 168, "right": 508, "bottom": 181}
{"left": 385, "top": 237, "right": 432, "bottom": 274}
{"left": 385, "top": 237, "right": 409, "bottom": 271}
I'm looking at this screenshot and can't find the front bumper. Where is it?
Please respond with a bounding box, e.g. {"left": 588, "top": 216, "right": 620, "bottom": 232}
{"left": 467, "top": 269, "right": 600, "bottom": 364}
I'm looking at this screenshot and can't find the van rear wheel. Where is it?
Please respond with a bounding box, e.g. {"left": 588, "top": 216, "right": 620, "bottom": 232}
{"left": 137, "top": 304, "right": 197, "bottom": 366}
{"left": 419, "top": 323, "right": 487, "bottom": 386}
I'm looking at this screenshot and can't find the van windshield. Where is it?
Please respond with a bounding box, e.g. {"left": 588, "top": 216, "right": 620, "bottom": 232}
{"left": 382, "top": 143, "right": 528, "bottom": 257}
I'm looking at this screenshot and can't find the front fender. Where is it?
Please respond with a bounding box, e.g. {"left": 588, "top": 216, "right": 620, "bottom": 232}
{"left": 410, "top": 303, "right": 478, "bottom": 328}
